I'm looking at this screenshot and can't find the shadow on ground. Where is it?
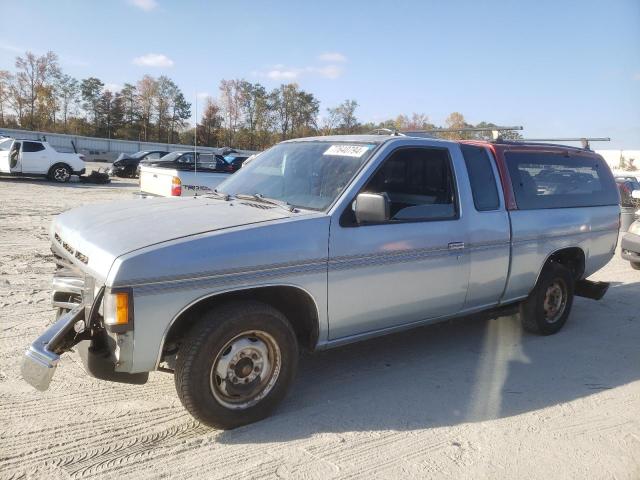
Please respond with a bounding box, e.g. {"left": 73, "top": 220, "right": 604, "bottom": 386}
{"left": 218, "top": 281, "right": 639, "bottom": 443}
{"left": 0, "top": 175, "right": 135, "bottom": 189}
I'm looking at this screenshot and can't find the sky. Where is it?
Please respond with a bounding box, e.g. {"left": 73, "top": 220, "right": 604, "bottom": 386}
{"left": 0, "top": 0, "right": 638, "bottom": 148}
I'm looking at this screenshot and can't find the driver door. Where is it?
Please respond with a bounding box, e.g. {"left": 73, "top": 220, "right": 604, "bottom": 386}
{"left": 328, "top": 146, "right": 470, "bottom": 340}
{"left": 2, "top": 141, "right": 22, "bottom": 173}
{"left": 0, "top": 140, "right": 13, "bottom": 173}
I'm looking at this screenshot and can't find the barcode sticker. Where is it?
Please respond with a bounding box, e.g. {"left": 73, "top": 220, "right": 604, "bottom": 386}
{"left": 323, "top": 144, "right": 371, "bottom": 157}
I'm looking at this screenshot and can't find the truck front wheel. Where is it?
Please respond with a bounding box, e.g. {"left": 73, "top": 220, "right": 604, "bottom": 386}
{"left": 631, "top": 262, "right": 640, "bottom": 271}
{"left": 48, "top": 163, "right": 72, "bottom": 183}
{"left": 174, "top": 301, "right": 298, "bottom": 429}
{"left": 520, "top": 263, "right": 575, "bottom": 335}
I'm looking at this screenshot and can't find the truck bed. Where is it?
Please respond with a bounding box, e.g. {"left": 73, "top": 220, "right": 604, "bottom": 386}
{"left": 139, "top": 165, "right": 230, "bottom": 197}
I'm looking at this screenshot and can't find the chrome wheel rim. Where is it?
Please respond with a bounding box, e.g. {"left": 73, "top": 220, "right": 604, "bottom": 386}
{"left": 543, "top": 279, "right": 567, "bottom": 323}
{"left": 210, "top": 330, "right": 281, "bottom": 410}
{"left": 53, "top": 167, "right": 70, "bottom": 182}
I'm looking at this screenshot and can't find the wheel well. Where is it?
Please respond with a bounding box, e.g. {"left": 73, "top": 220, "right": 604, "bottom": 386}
{"left": 544, "top": 247, "right": 586, "bottom": 280}
{"left": 162, "top": 286, "right": 320, "bottom": 360}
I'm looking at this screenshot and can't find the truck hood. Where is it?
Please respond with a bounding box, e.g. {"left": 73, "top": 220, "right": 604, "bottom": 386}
{"left": 52, "top": 196, "right": 293, "bottom": 283}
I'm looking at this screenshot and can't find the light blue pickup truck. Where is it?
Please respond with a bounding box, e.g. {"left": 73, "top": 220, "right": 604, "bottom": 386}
{"left": 22, "top": 134, "right": 620, "bottom": 428}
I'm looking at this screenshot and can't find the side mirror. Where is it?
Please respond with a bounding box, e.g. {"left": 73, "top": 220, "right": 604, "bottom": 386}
{"left": 354, "top": 192, "right": 390, "bottom": 224}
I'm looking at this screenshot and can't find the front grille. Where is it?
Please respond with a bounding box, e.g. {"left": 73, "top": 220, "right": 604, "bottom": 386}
{"left": 51, "top": 235, "right": 96, "bottom": 315}
{"left": 62, "top": 241, "right": 74, "bottom": 255}
{"left": 75, "top": 251, "right": 89, "bottom": 264}
{"left": 53, "top": 232, "right": 89, "bottom": 265}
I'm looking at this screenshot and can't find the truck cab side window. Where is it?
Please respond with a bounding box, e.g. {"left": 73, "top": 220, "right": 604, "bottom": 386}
{"left": 363, "top": 147, "right": 457, "bottom": 221}
{"left": 22, "top": 141, "right": 45, "bottom": 153}
{"left": 461, "top": 144, "right": 500, "bottom": 211}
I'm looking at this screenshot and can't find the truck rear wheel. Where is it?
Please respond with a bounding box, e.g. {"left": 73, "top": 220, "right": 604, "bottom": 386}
{"left": 520, "top": 263, "right": 574, "bottom": 335}
{"left": 174, "top": 301, "right": 298, "bottom": 429}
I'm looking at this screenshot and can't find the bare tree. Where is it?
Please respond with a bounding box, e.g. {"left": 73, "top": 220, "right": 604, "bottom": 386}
{"left": 0, "top": 70, "right": 13, "bottom": 126}
{"left": 80, "top": 77, "right": 104, "bottom": 134}
{"left": 326, "top": 99, "right": 359, "bottom": 134}
{"left": 238, "top": 80, "right": 269, "bottom": 149}
{"left": 14, "top": 51, "right": 60, "bottom": 129}
{"left": 219, "top": 79, "right": 243, "bottom": 146}
{"left": 55, "top": 73, "right": 79, "bottom": 132}
{"left": 199, "top": 96, "right": 223, "bottom": 146}
{"left": 137, "top": 75, "right": 158, "bottom": 141}
{"left": 395, "top": 113, "right": 434, "bottom": 131}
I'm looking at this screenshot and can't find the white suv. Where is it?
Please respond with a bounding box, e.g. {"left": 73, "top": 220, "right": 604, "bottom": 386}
{"left": 0, "top": 137, "right": 85, "bottom": 183}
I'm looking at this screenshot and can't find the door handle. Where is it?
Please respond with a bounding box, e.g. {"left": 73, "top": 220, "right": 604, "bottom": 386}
{"left": 448, "top": 242, "right": 465, "bottom": 251}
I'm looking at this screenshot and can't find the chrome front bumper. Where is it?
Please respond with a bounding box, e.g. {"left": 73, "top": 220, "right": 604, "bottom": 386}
{"left": 21, "top": 305, "right": 84, "bottom": 391}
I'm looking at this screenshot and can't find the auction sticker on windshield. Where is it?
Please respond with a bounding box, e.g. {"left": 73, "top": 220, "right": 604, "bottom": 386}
{"left": 323, "top": 144, "right": 372, "bottom": 157}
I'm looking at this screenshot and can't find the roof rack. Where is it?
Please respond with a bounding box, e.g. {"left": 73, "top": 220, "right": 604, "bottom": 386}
{"left": 368, "top": 128, "right": 406, "bottom": 136}
{"left": 370, "top": 126, "right": 523, "bottom": 140}
{"left": 405, "top": 126, "right": 523, "bottom": 140}
{"left": 504, "top": 137, "right": 610, "bottom": 150}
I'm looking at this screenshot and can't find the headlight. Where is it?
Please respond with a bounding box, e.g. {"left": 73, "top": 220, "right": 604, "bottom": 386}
{"left": 103, "top": 289, "right": 132, "bottom": 330}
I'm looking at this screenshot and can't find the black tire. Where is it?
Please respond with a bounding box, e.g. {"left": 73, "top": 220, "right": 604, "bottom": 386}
{"left": 520, "top": 263, "right": 574, "bottom": 335}
{"left": 48, "top": 163, "right": 72, "bottom": 183}
{"left": 174, "top": 301, "right": 298, "bottom": 429}
{"left": 631, "top": 262, "right": 640, "bottom": 271}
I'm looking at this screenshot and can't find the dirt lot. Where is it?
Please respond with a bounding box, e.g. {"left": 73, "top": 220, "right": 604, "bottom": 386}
{"left": 0, "top": 171, "right": 639, "bottom": 479}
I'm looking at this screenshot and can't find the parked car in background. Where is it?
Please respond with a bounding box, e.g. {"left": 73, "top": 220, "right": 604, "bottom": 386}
{"left": 221, "top": 152, "right": 251, "bottom": 172}
{"left": 621, "top": 218, "right": 640, "bottom": 269}
{"left": 616, "top": 178, "right": 640, "bottom": 207}
{"left": 23, "top": 134, "right": 620, "bottom": 429}
{"left": 139, "top": 151, "right": 234, "bottom": 197}
{"left": 614, "top": 173, "right": 640, "bottom": 184}
{"left": 107, "top": 150, "right": 169, "bottom": 178}
{"left": 0, "top": 137, "right": 85, "bottom": 182}
{"left": 615, "top": 175, "right": 640, "bottom": 190}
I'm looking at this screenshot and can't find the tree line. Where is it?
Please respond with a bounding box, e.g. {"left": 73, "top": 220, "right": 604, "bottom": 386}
{"left": 0, "top": 50, "right": 518, "bottom": 151}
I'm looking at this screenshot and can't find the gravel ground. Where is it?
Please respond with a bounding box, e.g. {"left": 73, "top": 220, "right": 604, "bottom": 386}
{"left": 0, "top": 170, "right": 639, "bottom": 479}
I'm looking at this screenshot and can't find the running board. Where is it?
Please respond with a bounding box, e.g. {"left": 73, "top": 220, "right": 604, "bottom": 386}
{"left": 575, "top": 280, "right": 610, "bottom": 300}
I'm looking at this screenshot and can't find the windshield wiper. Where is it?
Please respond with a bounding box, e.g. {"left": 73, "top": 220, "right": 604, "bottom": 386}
{"left": 234, "top": 193, "right": 295, "bottom": 212}
{"left": 206, "top": 189, "right": 230, "bottom": 201}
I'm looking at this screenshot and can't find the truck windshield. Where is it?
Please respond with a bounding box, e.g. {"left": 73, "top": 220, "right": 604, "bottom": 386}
{"left": 216, "top": 141, "right": 376, "bottom": 211}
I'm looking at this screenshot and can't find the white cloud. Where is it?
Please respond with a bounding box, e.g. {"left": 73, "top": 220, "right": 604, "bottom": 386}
{"left": 128, "top": 0, "right": 158, "bottom": 11}
{"left": 266, "top": 68, "right": 301, "bottom": 80}
{"left": 0, "top": 41, "right": 23, "bottom": 53}
{"left": 132, "top": 53, "right": 174, "bottom": 68}
{"left": 256, "top": 59, "right": 345, "bottom": 81}
{"left": 318, "top": 52, "right": 347, "bottom": 63}
{"left": 308, "top": 64, "right": 343, "bottom": 79}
